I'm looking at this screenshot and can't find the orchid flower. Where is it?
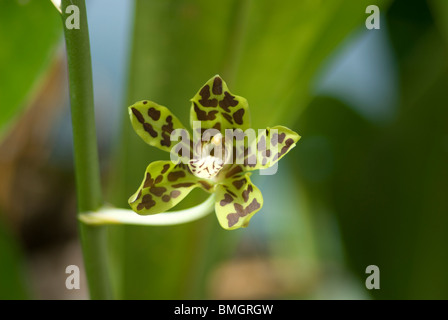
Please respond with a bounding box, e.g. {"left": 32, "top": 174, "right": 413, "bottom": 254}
{"left": 128, "top": 76, "right": 300, "bottom": 230}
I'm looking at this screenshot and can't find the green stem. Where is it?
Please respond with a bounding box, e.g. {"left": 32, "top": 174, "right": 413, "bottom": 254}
{"left": 61, "top": 0, "right": 102, "bottom": 212}
{"left": 61, "top": 0, "right": 111, "bottom": 299}
{"left": 79, "top": 224, "right": 112, "bottom": 299}
{"left": 79, "top": 195, "right": 216, "bottom": 226}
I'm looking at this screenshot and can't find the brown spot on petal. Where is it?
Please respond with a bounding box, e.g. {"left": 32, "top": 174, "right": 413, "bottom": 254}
{"left": 162, "top": 195, "right": 171, "bottom": 202}
{"left": 222, "top": 113, "right": 233, "bottom": 124}
{"left": 242, "top": 184, "right": 253, "bottom": 202}
{"left": 161, "top": 132, "right": 171, "bottom": 147}
{"left": 162, "top": 116, "right": 174, "bottom": 134}
{"left": 199, "top": 85, "right": 218, "bottom": 107}
{"left": 226, "top": 203, "right": 245, "bottom": 227}
{"left": 148, "top": 107, "right": 161, "bottom": 121}
{"left": 278, "top": 133, "right": 286, "bottom": 144}
{"left": 198, "top": 180, "right": 212, "bottom": 190}
{"left": 168, "top": 171, "right": 186, "bottom": 181}
{"left": 199, "top": 85, "right": 210, "bottom": 99}
{"left": 220, "top": 193, "right": 233, "bottom": 206}
{"left": 227, "top": 213, "right": 240, "bottom": 228}
{"left": 213, "top": 122, "right": 221, "bottom": 131}
{"left": 232, "top": 109, "right": 244, "bottom": 125}
{"left": 150, "top": 186, "right": 166, "bottom": 197}
{"left": 170, "top": 190, "right": 181, "bottom": 198}
{"left": 144, "top": 173, "right": 154, "bottom": 188}
{"left": 219, "top": 92, "right": 238, "bottom": 112}
{"left": 161, "top": 164, "right": 171, "bottom": 174}
{"left": 225, "top": 165, "right": 243, "bottom": 178}
{"left": 224, "top": 187, "right": 237, "bottom": 198}
{"left": 155, "top": 175, "right": 163, "bottom": 184}
{"left": 232, "top": 178, "right": 246, "bottom": 190}
{"left": 246, "top": 198, "right": 261, "bottom": 214}
{"left": 172, "top": 182, "right": 195, "bottom": 188}
{"left": 143, "top": 123, "right": 157, "bottom": 138}
{"left": 280, "top": 138, "right": 294, "bottom": 155}
{"left": 137, "top": 194, "right": 156, "bottom": 211}
{"left": 212, "top": 76, "right": 223, "bottom": 95}
{"left": 226, "top": 198, "right": 261, "bottom": 228}
{"left": 194, "top": 103, "right": 219, "bottom": 121}
{"left": 131, "top": 107, "right": 145, "bottom": 123}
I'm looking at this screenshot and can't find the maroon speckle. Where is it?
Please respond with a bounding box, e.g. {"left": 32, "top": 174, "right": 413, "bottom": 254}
{"left": 168, "top": 171, "right": 186, "bottom": 182}
{"left": 161, "top": 164, "right": 171, "bottom": 174}
{"left": 212, "top": 76, "right": 223, "bottom": 95}
{"left": 170, "top": 190, "right": 181, "bottom": 198}
{"left": 232, "top": 109, "right": 244, "bottom": 125}
{"left": 131, "top": 107, "right": 145, "bottom": 123}
{"left": 148, "top": 107, "right": 161, "bottom": 121}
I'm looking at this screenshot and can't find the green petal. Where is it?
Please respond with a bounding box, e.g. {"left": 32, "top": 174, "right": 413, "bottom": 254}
{"left": 129, "top": 160, "right": 213, "bottom": 215}
{"left": 190, "top": 75, "right": 251, "bottom": 133}
{"left": 214, "top": 172, "right": 263, "bottom": 230}
{"left": 241, "top": 125, "right": 301, "bottom": 171}
{"left": 129, "top": 100, "right": 189, "bottom": 154}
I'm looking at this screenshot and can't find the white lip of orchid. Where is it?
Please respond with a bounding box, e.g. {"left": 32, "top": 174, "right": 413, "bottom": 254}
{"left": 189, "top": 155, "right": 224, "bottom": 179}
{"left": 188, "top": 133, "right": 229, "bottom": 179}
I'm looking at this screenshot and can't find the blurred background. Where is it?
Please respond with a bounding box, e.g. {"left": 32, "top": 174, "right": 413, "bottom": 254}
{"left": 1, "top": 0, "right": 447, "bottom": 299}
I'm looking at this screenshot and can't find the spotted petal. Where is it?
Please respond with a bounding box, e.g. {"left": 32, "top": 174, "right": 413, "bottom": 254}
{"left": 129, "top": 161, "right": 213, "bottom": 215}
{"left": 241, "top": 125, "right": 301, "bottom": 171}
{"left": 190, "top": 75, "right": 250, "bottom": 134}
{"left": 129, "top": 100, "right": 189, "bottom": 154}
{"left": 215, "top": 172, "right": 263, "bottom": 230}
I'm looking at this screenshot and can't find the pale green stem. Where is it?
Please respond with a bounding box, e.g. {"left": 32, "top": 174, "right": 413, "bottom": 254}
{"left": 79, "top": 195, "right": 215, "bottom": 226}
{"left": 60, "top": 0, "right": 111, "bottom": 299}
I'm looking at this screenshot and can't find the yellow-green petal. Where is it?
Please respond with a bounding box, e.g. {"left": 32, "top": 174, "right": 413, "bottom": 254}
{"left": 129, "top": 100, "right": 189, "bottom": 154}
{"left": 190, "top": 75, "right": 251, "bottom": 133}
{"left": 129, "top": 160, "right": 213, "bottom": 215}
{"left": 214, "top": 173, "right": 263, "bottom": 230}
{"left": 242, "top": 125, "right": 301, "bottom": 171}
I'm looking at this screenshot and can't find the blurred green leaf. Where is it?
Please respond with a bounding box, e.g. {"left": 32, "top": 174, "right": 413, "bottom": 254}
{"left": 292, "top": 0, "right": 448, "bottom": 299}
{"left": 429, "top": 0, "right": 448, "bottom": 43}
{"left": 233, "top": 0, "right": 391, "bottom": 128}
{"left": 0, "top": 0, "right": 60, "bottom": 136}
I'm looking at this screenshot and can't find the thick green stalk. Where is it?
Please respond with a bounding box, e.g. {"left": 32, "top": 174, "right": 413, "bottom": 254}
{"left": 61, "top": 0, "right": 111, "bottom": 299}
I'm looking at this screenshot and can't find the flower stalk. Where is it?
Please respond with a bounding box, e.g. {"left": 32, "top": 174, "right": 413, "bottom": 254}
{"left": 79, "top": 195, "right": 215, "bottom": 226}
{"left": 61, "top": 0, "right": 111, "bottom": 299}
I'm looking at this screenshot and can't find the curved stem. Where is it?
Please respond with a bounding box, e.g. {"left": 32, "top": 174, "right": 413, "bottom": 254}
{"left": 79, "top": 195, "right": 215, "bottom": 226}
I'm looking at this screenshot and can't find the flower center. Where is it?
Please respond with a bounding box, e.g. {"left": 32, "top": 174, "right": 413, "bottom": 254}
{"left": 189, "top": 155, "right": 224, "bottom": 179}
{"left": 188, "top": 133, "right": 229, "bottom": 179}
